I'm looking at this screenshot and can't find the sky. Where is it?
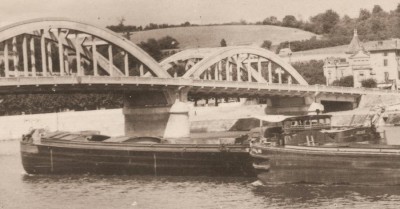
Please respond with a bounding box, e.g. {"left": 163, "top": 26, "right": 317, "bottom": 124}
{"left": 0, "top": 0, "right": 399, "bottom": 27}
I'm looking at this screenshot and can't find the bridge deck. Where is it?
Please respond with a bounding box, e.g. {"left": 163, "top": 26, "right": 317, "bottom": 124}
{"left": 0, "top": 76, "right": 397, "bottom": 96}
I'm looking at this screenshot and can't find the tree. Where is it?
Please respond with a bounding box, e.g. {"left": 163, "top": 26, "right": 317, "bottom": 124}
{"left": 263, "top": 16, "right": 279, "bottom": 25}
{"left": 144, "top": 23, "right": 159, "bottom": 30}
{"left": 330, "top": 15, "right": 356, "bottom": 37}
{"left": 282, "top": 15, "right": 297, "bottom": 27}
{"left": 138, "top": 38, "right": 162, "bottom": 61}
{"left": 370, "top": 16, "right": 386, "bottom": 34}
{"left": 117, "top": 16, "right": 126, "bottom": 27}
{"left": 137, "top": 36, "right": 180, "bottom": 61}
{"left": 358, "top": 9, "right": 371, "bottom": 21}
{"left": 276, "top": 36, "right": 350, "bottom": 52}
{"left": 168, "top": 62, "right": 186, "bottom": 77}
{"left": 158, "top": 36, "right": 179, "bottom": 49}
{"left": 310, "top": 9, "right": 340, "bottom": 34}
{"left": 332, "top": 75, "right": 354, "bottom": 87}
{"left": 361, "top": 78, "right": 377, "bottom": 88}
{"left": 292, "top": 60, "right": 325, "bottom": 85}
{"left": 372, "top": 5, "right": 383, "bottom": 14}
{"left": 261, "top": 40, "right": 272, "bottom": 49}
{"left": 0, "top": 93, "right": 124, "bottom": 116}
{"left": 181, "top": 21, "right": 191, "bottom": 27}
{"left": 220, "top": 39, "right": 227, "bottom": 47}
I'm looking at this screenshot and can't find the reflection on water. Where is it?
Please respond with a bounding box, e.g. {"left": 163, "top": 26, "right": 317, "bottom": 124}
{"left": 2, "top": 140, "right": 400, "bottom": 209}
{"left": 18, "top": 175, "right": 261, "bottom": 209}
{"left": 252, "top": 184, "right": 400, "bottom": 208}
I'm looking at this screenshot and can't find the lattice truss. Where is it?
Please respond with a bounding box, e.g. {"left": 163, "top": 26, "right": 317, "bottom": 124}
{"left": 0, "top": 19, "right": 169, "bottom": 78}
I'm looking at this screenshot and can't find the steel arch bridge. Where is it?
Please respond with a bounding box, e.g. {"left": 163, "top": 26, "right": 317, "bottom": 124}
{"left": 1, "top": 18, "right": 400, "bottom": 138}
{"left": 0, "top": 17, "right": 307, "bottom": 87}
{"left": 160, "top": 46, "right": 308, "bottom": 85}
{"left": 0, "top": 18, "right": 397, "bottom": 99}
{"left": 0, "top": 17, "right": 312, "bottom": 96}
{"left": 0, "top": 18, "right": 170, "bottom": 79}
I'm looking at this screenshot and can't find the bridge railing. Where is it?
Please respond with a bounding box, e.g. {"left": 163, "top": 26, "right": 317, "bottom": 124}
{"left": 80, "top": 76, "right": 192, "bottom": 86}
{"left": 310, "top": 84, "right": 399, "bottom": 95}
{"left": 0, "top": 76, "right": 192, "bottom": 87}
{"left": 0, "top": 76, "right": 80, "bottom": 86}
{"left": 191, "top": 79, "right": 400, "bottom": 95}
{"left": 0, "top": 76, "right": 399, "bottom": 95}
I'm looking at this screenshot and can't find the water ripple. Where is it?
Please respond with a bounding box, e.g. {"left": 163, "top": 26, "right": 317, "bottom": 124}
{"left": 2, "top": 140, "right": 400, "bottom": 209}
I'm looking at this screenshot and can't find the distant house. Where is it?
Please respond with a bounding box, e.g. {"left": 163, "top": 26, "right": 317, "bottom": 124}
{"left": 278, "top": 48, "right": 292, "bottom": 57}
{"left": 278, "top": 48, "right": 293, "bottom": 62}
{"left": 323, "top": 29, "right": 400, "bottom": 89}
{"left": 323, "top": 57, "right": 351, "bottom": 85}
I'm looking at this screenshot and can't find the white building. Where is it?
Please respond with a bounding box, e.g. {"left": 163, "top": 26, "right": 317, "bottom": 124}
{"left": 323, "top": 30, "right": 400, "bottom": 88}
{"left": 323, "top": 57, "right": 352, "bottom": 85}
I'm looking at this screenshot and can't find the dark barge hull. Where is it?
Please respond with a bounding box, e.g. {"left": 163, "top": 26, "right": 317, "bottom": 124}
{"left": 21, "top": 140, "right": 254, "bottom": 176}
{"left": 251, "top": 145, "right": 400, "bottom": 185}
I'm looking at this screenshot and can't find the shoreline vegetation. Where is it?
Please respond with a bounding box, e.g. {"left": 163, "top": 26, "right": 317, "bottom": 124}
{"left": 109, "top": 4, "right": 400, "bottom": 53}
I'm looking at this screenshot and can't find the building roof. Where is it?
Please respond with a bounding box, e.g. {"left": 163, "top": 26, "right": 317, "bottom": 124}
{"left": 324, "top": 56, "right": 347, "bottom": 64}
{"left": 348, "top": 50, "right": 370, "bottom": 59}
{"left": 346, "top": 29, "right": 364, "bottom": 54}
{"left": 364, "top": 39, "right": 400, "bottom": 52}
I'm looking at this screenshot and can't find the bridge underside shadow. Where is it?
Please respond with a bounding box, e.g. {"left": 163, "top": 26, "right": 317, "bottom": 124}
{"left": 124, "top": 90, "right": 177, "bottom": 138}
{"left": 321, "top": 101, "right": 355, "bottom": 112}
{"left": 264, "top": 96, "right": 316, "bottom": 115}
{"left": 264, "top": 94, "right": 359, "bottom": 114}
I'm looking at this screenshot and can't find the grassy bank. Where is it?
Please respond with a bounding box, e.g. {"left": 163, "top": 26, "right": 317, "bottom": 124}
{"left": 129, "top": 25, "right": 317, "bottom": 49}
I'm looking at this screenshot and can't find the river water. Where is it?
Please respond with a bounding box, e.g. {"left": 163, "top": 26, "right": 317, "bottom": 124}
{"left": 2, "top": 136, "right": 400, "bottom": 209}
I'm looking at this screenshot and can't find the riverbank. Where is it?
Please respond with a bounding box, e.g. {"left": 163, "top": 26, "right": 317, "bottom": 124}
{"left": 0, "top": 104, "right": 266, "bottom": 140}
{"left": 2, "top": 101, "right": 400, "bottom": 143}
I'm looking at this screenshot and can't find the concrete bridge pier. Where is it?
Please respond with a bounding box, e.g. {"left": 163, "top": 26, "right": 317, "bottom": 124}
{"left": 163, "top": 99, "right": 191, "bottom": 141}
{"left": 123, "top": 87, "right": 191, "bottom": 141}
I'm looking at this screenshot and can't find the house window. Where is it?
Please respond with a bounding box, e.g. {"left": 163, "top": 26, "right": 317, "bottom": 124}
{"left": 384, "top": 59, "right": 388, "bottom": 66}
{"left": 385, "top": 72, "right": 389, "bottom": 82}
{"left": 384, "top": 52, "right": 388, "bottom": 56}
{"left": 358, "top": 72, "right": 364, "bottom": 82}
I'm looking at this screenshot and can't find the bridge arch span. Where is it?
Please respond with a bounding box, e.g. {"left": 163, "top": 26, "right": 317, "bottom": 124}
{"left": 161, "top": 46, "right": 308, "bottom": 85}
{"left": 0, "top": 18, "right": 170, "bottom": 78}
{"left": 160, "top": 48, "right": 215, "bottom": 71}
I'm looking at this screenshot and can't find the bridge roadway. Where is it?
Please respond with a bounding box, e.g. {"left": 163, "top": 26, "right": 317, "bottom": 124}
{"left": 0, "top": 76, "right": 398, "bottom": 97}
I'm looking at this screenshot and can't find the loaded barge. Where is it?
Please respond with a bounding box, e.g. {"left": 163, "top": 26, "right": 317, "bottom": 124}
{"left": 21, "top": 130, "right": 254, "bottom": 176}
{"left": 250, "top": 114, "right": 400, "bottom": 185}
